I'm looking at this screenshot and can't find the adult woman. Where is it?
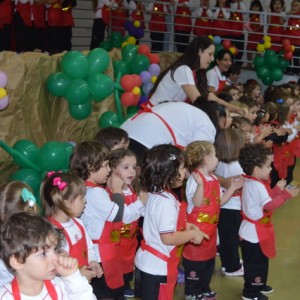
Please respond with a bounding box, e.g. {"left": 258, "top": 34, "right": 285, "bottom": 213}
{"left": 148, "top": 36, "right": 242, "bottom": 115}
{"left": 206, "top": 49, "right": 233, "bottom": 94}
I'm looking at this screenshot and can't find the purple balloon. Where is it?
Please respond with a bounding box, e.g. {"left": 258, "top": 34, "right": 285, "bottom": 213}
{"left": 142, "top": 82, "right": 154, "bottom": 95}
{"left": 0, "top": 96, "right": 9, "bottom": 110}
{"left": 138, "top": 95, "right": 148, "bottom": 106}
{"left": 148, "top": 64, "right": 160, "bottom": 76}
{"left": 0, "top": 71, "right": 8, "bottom": 88}
{"left": 140, "top": 71, "right": 151, "bottom": 83}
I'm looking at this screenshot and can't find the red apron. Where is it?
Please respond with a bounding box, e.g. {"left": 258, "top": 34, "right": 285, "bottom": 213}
{"left": 213, "top": 8, "right": 230, "bottom": 36}
{"left": 193, "top": 9, "right": 212, "bottom": 36}
{"left": 120, "top": 187, "right": 139, "bottom": 274}
{"left": 12, "top": 277, "right": 58, "bottom": 300}
{"left": 0, "top": 0, "right": 13, "bottom": 29}
{"left": 229, "top": 4, "right": 243, "bottom": 35}
{"left": 174, "top": 0, "right": 192, "bottom": 32}
{"left": 32, "top": 3, "right": 46, "bottom": 28}
{"left": 86, "top": 181, "right": 124, "bottom": 289}
{"left": 131, "top": 2, "right": 145, "bottom": 28}
{"left": 149, "top": 3, "right": 166, "bottom": 32}
{"left": 183, "top": 171, "right": 220, "bottom": 261}
{"left": 268, "top": 15, "right": 284, "bottom": 52}
{"left": 47, "top": 3, "right": 63, "bottom": 27}
{"left": 102, "top": 5, "right": 111, "bottom": 25}
{"left": 242, "top": 175, "right": 276, "bottom": 258}
{"left": 49, "top": 217, "right": 89, "bottom": 267}
{"left": 16, "top": 2, "right": 32, "bottom": 27}
{"left": 247, "top": 14, "right": 263, "bottom": 50}
{"left": 213, "top": 68, "right": 226, "bottom": 93}
{"left": 286, "top": 12, "right": 300, "bottom": 46}
{"left": 111, "top": 0, "right": 127, "bottom": 35}
{"left": 141, "top": 191, "right": 187, "bottom": 300}
{"left": 273, "top": 142, "right": 293, "bottom": 179}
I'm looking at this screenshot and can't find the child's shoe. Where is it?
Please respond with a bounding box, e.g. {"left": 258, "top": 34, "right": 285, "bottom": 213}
{"left": 185, "top": 295, "right": 204, "bottom": 300}
{"left": 224, "top": 266, "right": 244, "bottom": 277}
{"left": 202, "top": 289, "right": 217, "bottom": 300}
{"left": 242, "top": 291, "right": 269, "bottom": 300}
{"left": 177, "top": 268, "right": 185, "bottom": 286}
{"left": 124, "top": 288, "right": 135, "bottom": 298}
{"left": 260, "top": 285, "right": 273, "bottom": 294}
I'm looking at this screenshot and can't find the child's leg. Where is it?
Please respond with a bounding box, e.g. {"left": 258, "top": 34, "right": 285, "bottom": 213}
{"left": 241, "top": 240, "right": 269, "bottom": 298}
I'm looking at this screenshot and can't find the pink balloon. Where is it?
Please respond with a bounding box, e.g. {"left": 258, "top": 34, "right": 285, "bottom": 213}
{"left": 0, "top": 96, "right": 9, "bottom": 110}
{"left": 0, "top": 71, "right": 8, "bottom": 88}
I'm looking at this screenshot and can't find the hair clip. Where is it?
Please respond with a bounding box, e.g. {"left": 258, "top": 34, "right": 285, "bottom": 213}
{"left": 47, "top": 170, "right": 62, "bottom": 178}
{"left": 169, "top": 154, "right": 176, "bottom": 160}
{"left": 53, "top": 177, "right": 67, "bottom": 191}
{"left": 21, "top": 188, "right": 36, "bottom": 207}
{"left": 200, "top": 144, "right": 206, "bottom": 152}
{"left": 276, "top": 98, "right": 284, "bottom": 104}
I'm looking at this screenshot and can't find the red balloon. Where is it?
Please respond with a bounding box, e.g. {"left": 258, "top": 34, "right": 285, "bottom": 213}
{"left": 283, "top": 43, "right": 292, "bottom": 51}
{"left": 138, "top": 44, "right": 151, "bottom": 56}
{"left": 120, "top": 75, "right": 136, "bottom": 91}
{"left": 131, "top": 74, "right": 142, "bottom": 87}
{"left": 148, "top": 53, "right": 160, "bottom": 64}
{"left": 121, "top": 91, "right": 139, "bottom": 106}
{"left": 284, "top": 51, "right": 293, "bottom": 60}
{"left": 282, "top": 39, "right": 291, "bottom": 46}
{"left": 222, "top": 40, "right": 232, "bottom": 50}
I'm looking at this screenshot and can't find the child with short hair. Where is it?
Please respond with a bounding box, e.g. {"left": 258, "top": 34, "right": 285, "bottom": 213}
{"left": 135, "top": 144, "right": 208, "bottom": 300}
{"left": 41, "top": 172, "right": 103, "bottom": 293}
{"left": 0, "top": 212, "right": 96, "bottom": 299}
{"left": 0, "top": 181, "right": 40, "bottom": 287}
{"left": 94, "top": 127, "right": 129, "bottom": 150}
{"left": 183, "top": 141, "right": 243, "bottom": 300}
{"left": 238, "top": 143, "right": 299, "bottom": 300}
{"left": 232, "top": 115, "right": 254, "bottom": 143}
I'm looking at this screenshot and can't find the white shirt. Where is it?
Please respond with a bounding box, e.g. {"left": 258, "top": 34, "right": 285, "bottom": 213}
{"left": 239, "top": 179, "right": 271, "bottom": 243}
{"left": 206, "top": 66, "right": 226, "bottom": 92}
{"left": 0, "top": 270, "right": 96, "bottom": 300}
{"left": 149, "top": 65, "right": 195, "bottom": 106}
{"left": 135, "top": 192, "right": 179, "bottom": 276}
{"left": 121, "top": 102, "right": 216, "bottom": 149}
{"left": 0, "top": 261, "right": 13, "bottom": 287}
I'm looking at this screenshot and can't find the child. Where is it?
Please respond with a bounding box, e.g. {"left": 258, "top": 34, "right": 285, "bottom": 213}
{"left": 239, "top": 96, "right": 259, "bottom": 125}
{"left": 243, "top": 80, "right": 264, "bottom": 106}
{"left": 41, "top": 172, "right": 103, "bottom": 294}
{"left": 232, "top": 115, "right": 254, "bottom": 143}
{"left": 134, "top": 144, "right": 208, "bottom": 300}
{"left": 183, "top": 141, "right": 243, "bottom": 300}
{"left": 70, "top": 140, "right": 145, "bottom": 299}
{"left": 225, "top": 63, "right": 241, "bottom": 86}
{"left": 223, "top": 84, "right": 240, "bottom": 102}
{"left": 238, "top": 143, "right": 299, "bottom": 300}
{"left": 109, "top": 148, "right": 144, "bottom": 298}
{"left": 0, "top": 0, "right": 13, "bottom": 51}
{"left": 0, "top": 181, "right": 40, "bottom": 287}
{"left": 0, "top": 212, "right": 96, "bottom": 299}
{"left": 215, "top": 128, "right": 245, "bottom": 277}
{"left": 212, "top": 0, "right": 231, "bottom": 38}
{"left": 193, "top": 0, "right": 213, "bottom": 37}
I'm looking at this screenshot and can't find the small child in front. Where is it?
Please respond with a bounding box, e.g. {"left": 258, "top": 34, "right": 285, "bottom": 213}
{"left": 239, "top": 143, "right": 299, "bottom": 300}
{"left": 0, "top": 212, "right": 96, "bottom": 299}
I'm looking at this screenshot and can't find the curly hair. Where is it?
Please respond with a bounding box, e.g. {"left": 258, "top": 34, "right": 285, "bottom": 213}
{"left": 239, "top": 144, "right": 272, "bottom": 175}
{"left": 140, "top": 144, "right": 185, "bottom": 192}
{"left": 69, "top": 141, "right": 109, "bottom": 180}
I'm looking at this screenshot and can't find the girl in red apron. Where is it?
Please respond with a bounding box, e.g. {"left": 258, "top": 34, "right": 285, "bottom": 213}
{"left": 0, "top": 0, "right": 13, "bottom": 51}
{"left": 212, "top": 0, "right": 230, "bottom": 38}
{"left": 239, "top": 143, "right": 298, "bottom": 300}
{"left": 193, "top": 0, "right": 213, "bottom": 37}
{"left": 135, "top": 144, "right": 208, "bottom": 300}
{"left": 183, "top": 141, "right": 243, "bottom": 300}
{"left": 41, "top": 172, "right": 104, "bottom": 298}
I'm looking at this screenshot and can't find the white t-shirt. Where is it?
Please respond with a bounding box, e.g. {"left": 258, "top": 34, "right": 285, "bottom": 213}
{"left": 0, "top": 270, "right": 96, "bottom": 300}
{"left": 215, "top": 161, "right": 243, "bottom": 210}
{"left": 239, "top": 179, "right": 271, "bottom": 243}
{"left": 135, "top": 192, "right": 180, "bottom": 276}
{"left": 121, "top": 102, "right": 216, "bottom": 149}
{"left": 149, "top": 65, "right": 195, "bottom": 106}
{"left": 206, "top": 66, "right": 226, "bottom": 92}
{"left": 0, "top": 261, "right": 13, "bottom": 287}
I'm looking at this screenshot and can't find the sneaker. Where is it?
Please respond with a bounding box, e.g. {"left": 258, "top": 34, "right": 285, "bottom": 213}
{"left": 177, "top": 268, "right": 185, "bottom": 285}
{"left": 124, "top": 289, "right": 135, "bottom": 298}
{"left": 260, "top": 285, "right": 273, "bottom": 294}
{"left": 221, "top": 266, "right": 225, "bottom": 273}
{"left": 185, "top": 295, "right": 204, "bottom": 300}
{"left": 202, "top": 290, "right": 217, "bottom": 300}
{"left": 224, "top": 266, "right": 244, "bottom": 277}
{"left": 242, "top": 291, "right": 269, "bottom": 300}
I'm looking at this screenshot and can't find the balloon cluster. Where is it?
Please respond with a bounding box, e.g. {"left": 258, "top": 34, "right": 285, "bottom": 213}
{"left": 0, "top": 71, "right": 9, "bottom": 110}
{"left": 253, "top": 37, "right": 292, "bottom": 86}
{"left": 0, "top": 139, "right": 74, "bottom": 205}
{"left": 46, "top": 48, "right": 114, "bottom": 120}
{"left": 208, "top": 35, "right": 239, "bottom": 56}
{"left": 139, "top": 63, "right": 160, "bottom": 99}
{"left": 100, "top": 31, "right": 138, "bottom": 52}
{"left": 120, "top": 74, "right": 142, "bottom": 107}
{"left": 124, "top": 20, "right": 144, "bottom": 39}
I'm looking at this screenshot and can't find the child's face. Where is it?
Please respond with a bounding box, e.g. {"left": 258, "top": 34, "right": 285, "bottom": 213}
{"left": 217, "top": 54, "right": 233, "bottom": 73}
{"left": 111, "top": 138, "right": 129, "bottom": 151}
{"left": 89, "top": 160, "right": 110, "bottom": 185}
{"left": 252, "top": 85, "right": 261, "bottom": 98}
{"left": 229, "top": 73, "right": 240, "bottom": 83}
{"left": 200, "top": 0, "right": 209, "bottom": 7}
{"left": 229, "top": 89, "right": 240, "bottom": 102}
{"left": 292, "top": 100, "right": 300, "bottom": 113}
{"left": 247, "top": 106, "right": 259, "bottom": 124}
{"left": 114, "top": 155, "right": 137, "bottom": 186}
{"left": 207, "top": 148, "right": 218, "bottom": 173}
{"left": 67, "top": 195, "right": 86, "bottom": 218}
{"left": 272, "top": 0, "right": 283, "bottom": 12}
{"left": 240, "top": 123, "right": 253, "bottom": 143}
{"left": 254, "top": 155, "right": 273, "bottom": 181}
{"left": 251, "top": 4, "right": 260, "bottom": 11}
{"left": 174, "top": 162, "right": 187, "bottom": 188}
{"left": 262, "top": 111, "right": 270, "bottom": 123}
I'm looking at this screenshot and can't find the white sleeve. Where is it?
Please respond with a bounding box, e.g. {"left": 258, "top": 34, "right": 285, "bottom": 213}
{"left": 212, "top": 8, "right": 220, "bottom": 19}
{"left": 0, "top": 260, "right": 13, "bottom": 287}
{"left": 206, "top": 68, "right": 219, "bottom": 91}
{"left": 85, "top": 230, "right": 99, "bottom": 263}
{"left": 194, "top": 7, "right": 202, "bottom": 18}
{"left": 123, "top": 200, "right": 144, "bottom": 224}
{"left": 173, "top": 65, "right": 195, "bottom": 86}
{"left": 185, "top": 175, "right": 197, "bottom": 214}
{"left": 207, "top": 9, "right": 213, "bottom": 18}
{"left": 222, "top": 7, "right": 230, "bottom": 19}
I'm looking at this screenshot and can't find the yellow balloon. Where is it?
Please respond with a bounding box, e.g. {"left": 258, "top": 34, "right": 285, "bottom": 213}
{"left": 132, "top": 87, "right": 140, "bottom": 95}
{"left": 133, "top": 20, "right": 140, "bottom": 28}
{"left": 263, "top": 36, "right": 271, "bottom": 43}
{"left": 256, "top": 44, "right": 265, "bottom": 53}
{"left": 122, "top": 42, "right": 129, "bottom": 48}
{"left": 291, "top": 45, "right": 296, "bottom": 52}
{"left": 151, "top": 76, "right": 157, "bottom": 84}
{"left": 0, "top": 88, "right": 7, "bottom": 99}
{"left": 208, "top": 35, "right": 214, "bottom": 40}
{"left": 264, "top": 41, "right": 272, "bottom": 49}
{"left": 127, "top": 36, "right": 136, "bottom": 45}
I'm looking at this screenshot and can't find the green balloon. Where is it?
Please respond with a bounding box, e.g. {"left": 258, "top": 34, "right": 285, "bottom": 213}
{"left": 262, "top": 76, "right": 273, "bottom": 86}
{"left": 61, "top": 142, "right": 74, "bottom": 169}
{"left": 215, "top": 44, "right": 224, "bottom": 55}
{"left": 121, "top": 44, "right": 138, "bottom": 62}
{"left": 65, "top": 79, "right": 90, "bottom": 105}
{"left": 257, "top": 66, "right": 270, "bottom": 80}
{"left": 264, "top": 49, "right": 277, "bottom": 58}
{"left": 111, "top": 31, "right": 123, "bottom": 48}
{"left": 100, "top": 40, "right": 112, "bottom": 51}
{"left": 37, "top": 142, "right": 67, "bottom": 171}
{"left": 61, "top": 51, "right": 89, "bottom": 79}
{"left": 87, "top": 73, "right": 114, "bottom": 101}
{"left": 253, "top": 56, "right": 265, "bottom": 69}
{"left": 277, "top": 57, "right": 289, "bottom": 70}
{"left": 130, "top": 54, "right": 150, "bottom": 74}
{"left": 12, "top": 140, "right": 39, "bottom": 167}
{"left": 9, "top": 168, "right": 42, "bottom": 195}
{"left": 265, "top": 54, "right": 279, "bottom": 68}
{"left": 46, "top": 72, "right": 71, "bottom": 97}
{"left": 126, "top": 106, "right": 138, "bottom": 119}
{"left": 113, "top": 60, "right": 130, "bottom": 77}
{"left": 69, "top": 100, "right": 92, "bottom": 120}
{"left": 99, "top": 111, "right": 122, "bottom": 128}
{"left": 87, "top": 48, "right": 110, "bottom": 76}
{"left": 270, "top": 68, "right": 283, "bottom": 81}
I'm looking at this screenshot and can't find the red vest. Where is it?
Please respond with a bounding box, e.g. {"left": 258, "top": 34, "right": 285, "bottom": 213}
{"left": 61, "top": 8, "right": 74, "bottom": 27}
{"left": 229, "top": 4, "right": 243, "bottom": 35}
{"left": 47, "top": 3, "right": 63, "bottom": 27}
{"left": 213, "top": 8, "right": 230, "bottom": 36}
{"left": 0, "top": 0, "right": 13, "bottom": 29}
{"left": 273, "top": 142, "right": 294, "bottom": 178}
{"left": 193, "top": 9, "right": 212, "bottom": 36}
{"left": 183, "top": 171, "right": 220, "bottom": 261}
{"left": 174, "top": 0, "right": 192, "bottom": 32}
{"left": 111, "top": 0, "right": 127, "bottom": 35}
{"left": 149, "top": 3, "right": 166, "bottom": 32}
{"left": 16, "top": 2, "right": 32, "bottom": 27}
{"left": 32, "top": 3, "right": 46, "bottom": 28}
{"left": 286, "top": 12, "right": 300, "bottom": 45}
{"left": 131, "top": 2, "right": 145, "bottom": 28}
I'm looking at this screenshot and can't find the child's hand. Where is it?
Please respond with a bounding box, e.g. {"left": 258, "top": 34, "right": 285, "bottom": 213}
{"left": 191, "top": 229, "right": 209, "bottom": 244}
{"left": 192, "top": 172, "right": 203, "bottom": 186}
{"left": 285, "top": 186, "right": 300, "bottom": 198}
{"left": 276, "top": 178, "right": 286, "bottom": 190}
{"left": 56, "top": 254, "right": 79, "bottom": 278}
{"left": 230, "top": 176, "right": 244, "bottom": 191}
{"left": 138, "top": 191, "right": 148, "bottom": 206}
{"left": 89, "top": 261, "right": 103, "bottom": 278}
{"left": 107, "top": 171, "right": 124, "bottom": 193}
{"left": 186, "top": 222, "right": 199, "bottom": 231}
{"left": 80, "top": 265, "right": 97, "bottom": 282}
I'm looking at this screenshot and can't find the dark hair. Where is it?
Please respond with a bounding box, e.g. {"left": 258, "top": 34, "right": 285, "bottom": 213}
{"left": 239, "top": 95, "right": 258, "bottom": 109}
{"left": 250, "top": 0, "right": 263, "bottom": 12}
{"left": 215, "top": 128, "right": 245, "bottom": 163}
{"left": 151, "top": 36, "right": 214, "bottom": 98}
{"left": 69, "top": 141, "right": 109, "bottom": 180}
{"left": 231, "top": 115, "right": 252, "bottom": 130}
{"left": 217, "top": 91, "right": 233, "bottom": 103}
{"left": 263, "top": 102, "right": 278, "bottom": 121}
{"left": 228, "top": 63, "right": 241, "bottom": 75}
{"left": 239, "top": 144, "right": 272, "bottom": 175}
{"left": 269, "top": 0, "right": 285, "bottom": 11}
{"left": 0, "top": 213, "right": 64, "bottom": 272}
{"left": 94, "top": 127, "right": 129, "bottom": 151}
{"left": 109, "top": 148, "right": 136, "bottom": 170}
{"left": 215, "top": 0, "right": 230, "bottom": 7}
{"left": 41, "top": 172, "right": 86, "bottom": 217}
{"left": 276, "top": 102, "right": 290, "bottom": 125}
{"left": 140, "top": 144, "right": 185, "bottom": 192}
